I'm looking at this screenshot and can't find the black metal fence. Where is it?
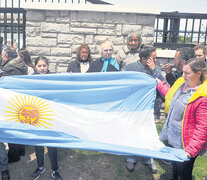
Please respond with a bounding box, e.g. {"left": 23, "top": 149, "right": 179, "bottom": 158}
{"left": 154, "top": 12, "right": 207, "bottom": 49}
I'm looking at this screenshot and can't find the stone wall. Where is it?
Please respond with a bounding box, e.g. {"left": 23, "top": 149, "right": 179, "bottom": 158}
{"left": 25, "top": 5, "right": 158, "bottom": 72}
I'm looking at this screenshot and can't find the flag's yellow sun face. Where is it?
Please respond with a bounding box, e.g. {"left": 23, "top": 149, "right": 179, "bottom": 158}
{"left": 5, "top": 94, "right": 54, "bottom": 128}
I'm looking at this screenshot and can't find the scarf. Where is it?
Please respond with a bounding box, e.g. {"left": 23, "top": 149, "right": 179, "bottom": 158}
{"left": 101, "top": 57, "right": 120, "bottom": 72}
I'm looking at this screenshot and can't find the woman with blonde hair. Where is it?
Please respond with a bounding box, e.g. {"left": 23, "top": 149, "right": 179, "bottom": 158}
{"left": 87, "top": 40, "right": 119, "bottom": 72}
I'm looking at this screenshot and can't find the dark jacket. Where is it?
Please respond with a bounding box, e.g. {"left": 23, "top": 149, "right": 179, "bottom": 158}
{"left": 166, "top": 71, "right": 183, "bottom": 87}
{"left": 67, "top": 60, "right": 91, "bottom": 73}
{"left": 87, "top": 58, "right": 119, "bottom": 72}
{"left": 2, "top": 57, "right": 28, "bottom": 76}
{"left": 33, "top": 70, "right": 50, "bottom": 75}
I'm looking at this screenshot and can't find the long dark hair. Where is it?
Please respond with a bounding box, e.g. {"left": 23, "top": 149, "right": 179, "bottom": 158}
{"left": 19, "top": 48, "right": 35, "bottom": 69}
{"left": 35, "top": 56, "right": 49, "bottom": 66}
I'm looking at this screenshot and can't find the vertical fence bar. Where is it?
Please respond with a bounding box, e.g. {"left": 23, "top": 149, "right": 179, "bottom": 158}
{"left": 22, "top": 10, "right": 26, "bottom": 48}
{"left": 184, "top": 18, "right": 188, "bottom": 43}
{"left": 4, "top": 0, "right": 7, "bottom": 44}
{"left": 155, "top": 17, "right": 159, "bottom": 43}
{"left": 11, "top": 0, "right": 14, "bottom": 46}
{"left": 205, "top": 21, "right": 207, "bottom": 44}
{"left": 191, "top": 19, "right": 195, "bottom": 43}
{"left": 197, "top": 19, "right": 202, "bottom": 43}
{"left": 17, "top": 1, "right": 20, "bottom": 49}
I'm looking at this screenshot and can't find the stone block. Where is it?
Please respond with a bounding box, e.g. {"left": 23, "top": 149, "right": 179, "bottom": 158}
{"left": 46, "top": 16, "right": 56, "bottom": 22}
{"left": 94, "top": 36, "right": 112, "bottom": 45}
{"left": 49, "top": 56, "right": 71, "bottom": 63}
{"left": 46, "top": 10, "right": 59, "bottom": 17}
{"left": 60, "top": 11, "right": 69, "bottom": 17}
{"left": 116, "top": 24, "right": 122, "bottom": 36}
{"left": 97, "top": 29, "right": 115, "bottom": 35}
{"left": 27, "top": 10, "right": 46, "bottom": 22}
{"left": 111, "top": 36, "right": 125, "bottom": 45}
{"left": 41, "top": 33, "right": 57, "bottom": 38}
{"left": 57, "top": 66, "right": 68, "bottom": 73}
{"left": 70, "top": 11, "right": 104, "bottom": 23}
{"left": 81, "top": 22, "right": 103, "bottom": 28}
{"left": 51, "top": 47, "right": 71, "bottom": 56}
{"left": 89, "top": 45, "right": 98, "bottom": 54}
{"left": 113, "top": 45, "right": 123, "bottom": 54}
{"left": 41, "top": 22, "right": 70, "bottom": 33}
{"left": 142, "top": 26, "right": 154, "bottom": 37}
{"left": 136, "top": 15, "right": 156, "bottom": 26}
{"left": 104, "top": 13, "right": 136, "bottom": 24}
{"left": 26, "top": 37, "right": 57, "bottom": 47}
{"left": 58, "top": 44, "right": 72, "bottom": 48}
{"left": 70, "top": 22, "right": 81, "bottom": 27}
{"left": 27, "top": 46, "right": 51, "bottom": 56}
{"left": 26, "top": 22, "right": 41, "bottom": 27}
{"left": 70, "top": 28, "right": 96, "bottom": 34}
{"left": 26, "top": 27, "right": 36, "bottom": 37}
{"left": 48, "top": 63, "right": 57, "bottom": 73}
{"left": 85, "top": 35, "right": 94, "bottom": 45}
{"left": 122, "top": 25, "right": 142, "bottom": 35}
{"left": 58, "top": 34, "right": 84, "bottom": 44}
{"left": 56, "top": 17, "right": 70, "bottom": 23}
{"left": 71, "top": 45, "right": 80, "bottom": 53}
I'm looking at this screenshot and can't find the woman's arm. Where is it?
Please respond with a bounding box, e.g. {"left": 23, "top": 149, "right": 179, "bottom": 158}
{"left": 185, "top": 98, "right": 207, "bottom": 157}
{"left": 156, "top": 79, "right": 170, "bottom": 97}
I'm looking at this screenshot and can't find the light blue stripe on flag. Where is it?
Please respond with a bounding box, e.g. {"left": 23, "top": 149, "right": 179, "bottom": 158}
{"left": 0, "top": 72, "right": 188, "bottom": 162}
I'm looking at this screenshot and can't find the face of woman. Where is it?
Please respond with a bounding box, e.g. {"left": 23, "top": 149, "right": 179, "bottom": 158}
{"left": 182, "top": 65, "right": 201, "bottom": 88}
{"left": 79, "top": 48, "right": 89, "bottom": 61}
{"left": 128, "top": 35, "right": 139, "bottom": 50}
{"left": 101, "top": 44, "right": 113, "bottom": 59}
{"left": 36, "top": 60, "right": 48, "bottom": 74}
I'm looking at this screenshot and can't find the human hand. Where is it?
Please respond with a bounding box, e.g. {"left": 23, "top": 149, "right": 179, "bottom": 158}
{"left": 164, "top": 63, "right": 172, "bottom": 74}
{"left": 186, "top": 152, "right": 192, "bottom": 159}
{"left": 147, "top": 58, "right": 155, "bottom": 70}
{"left": 155, "top": 78, "right": 161, "bottom": 83}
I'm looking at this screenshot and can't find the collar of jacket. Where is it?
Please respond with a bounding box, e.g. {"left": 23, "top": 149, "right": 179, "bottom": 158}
{"left": 122, "top": 45, "right": 139, "bottom": 54}
{"left": 165, "top": 77, "right": 207, "bottom": 114}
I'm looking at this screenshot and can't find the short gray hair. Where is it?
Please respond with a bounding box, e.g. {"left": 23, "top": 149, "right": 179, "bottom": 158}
{"left": 2, "top": 45, "right": 17, "bottom": 60}
{"left": 126, "top": 32, "right": 142, "bottom": 46}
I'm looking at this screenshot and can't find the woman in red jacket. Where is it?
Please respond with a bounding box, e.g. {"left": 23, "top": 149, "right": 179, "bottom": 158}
{"left": 157, "top": 58, "right": 207, "bottom": 180}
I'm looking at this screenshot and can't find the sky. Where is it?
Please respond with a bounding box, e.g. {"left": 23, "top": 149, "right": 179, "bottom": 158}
{"left": 1, "top": 0, "right": 207, "bottom": 13}
{"left": 109, "top": 0, "right": 207, "bottom": 14}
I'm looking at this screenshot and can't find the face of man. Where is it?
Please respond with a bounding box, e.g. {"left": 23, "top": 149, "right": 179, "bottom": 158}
{"left": 1, "top": 49, "right": 7, "bottom": 62}
{"left": 141, "top": 51, "right": 157, "bottom": 68}
{"left": 128, "top": 35, "right": 139, "bottom": 50}
{"left": 195, "top": 49, "right": 206, "bottom": 61}
{"left": 174, "top": 51, "right": 183, "bottom": 72}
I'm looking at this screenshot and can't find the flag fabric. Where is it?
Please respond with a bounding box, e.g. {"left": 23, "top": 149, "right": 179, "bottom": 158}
{"left": 0, "top": 72, "right": 188, "bottom": 162}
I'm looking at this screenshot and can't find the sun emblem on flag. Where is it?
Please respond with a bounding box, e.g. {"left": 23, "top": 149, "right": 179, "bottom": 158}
{"left": 4, "top": 94, "right": 54, "bottom": 128}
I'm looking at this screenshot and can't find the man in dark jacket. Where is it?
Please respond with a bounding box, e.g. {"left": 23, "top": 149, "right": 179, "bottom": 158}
{"left": 1, "top": 45, "right": 27, "bottom": 165}
{"left": 1, "top": 45, "right": 27, "bottom": 76}
{"left": 164, "top": 47, "right": 195, "bottom": 86}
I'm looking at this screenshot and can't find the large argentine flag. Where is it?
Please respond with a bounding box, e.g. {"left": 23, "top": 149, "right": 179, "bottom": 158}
{"left": 0, "top": 72, "right": 187, "bottom": 162}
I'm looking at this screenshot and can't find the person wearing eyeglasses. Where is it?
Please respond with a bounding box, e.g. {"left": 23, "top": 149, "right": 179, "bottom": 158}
{"left": 115, "top": 32, "right": 142, "bottom": 70}
{"left": 67, "top": 43, "right": 91, "bottom": 73}
{"left": 87, "top": 40, "right": 120, "bottom": 72}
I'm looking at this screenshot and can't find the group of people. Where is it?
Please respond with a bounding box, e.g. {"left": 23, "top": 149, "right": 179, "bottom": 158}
{"left": 0, "top": 32, "right": 207, "bottom": 180}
